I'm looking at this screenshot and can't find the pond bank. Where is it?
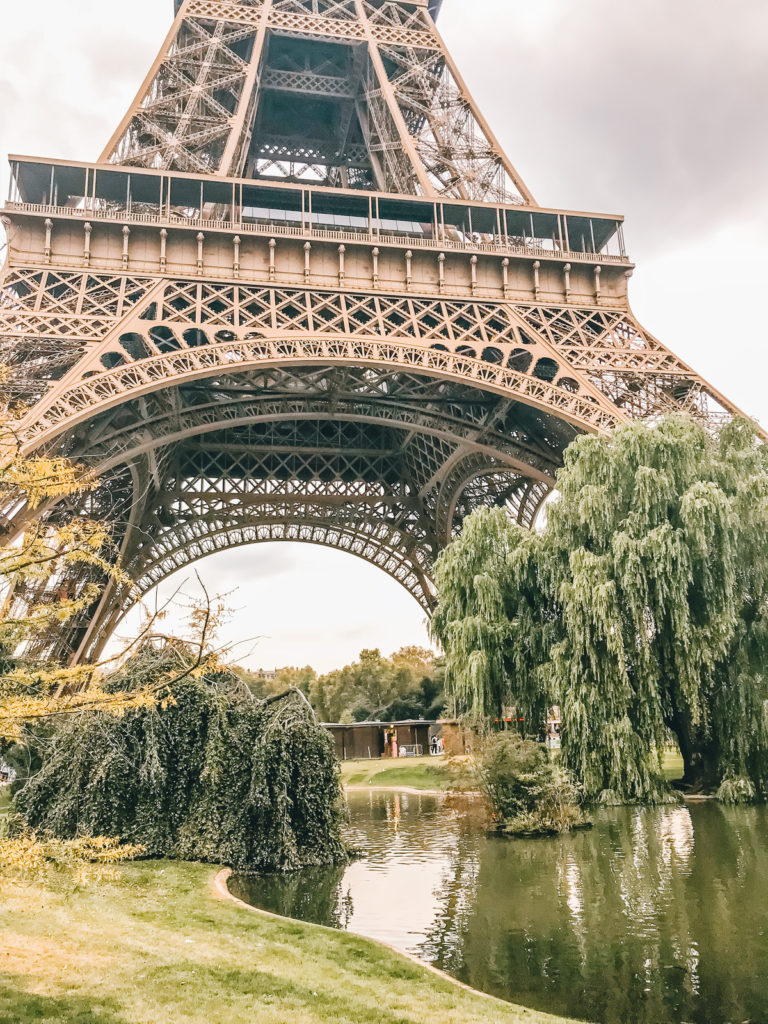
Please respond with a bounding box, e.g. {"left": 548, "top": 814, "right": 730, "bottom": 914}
{"left": 0, "top": 860, "right": 581, "bottom": 1024}
{"left": 216, "top": 867, "right": 560, "bottom": 1013}
{"left": 345, "top": 784, "right": 454, "bottom": 796}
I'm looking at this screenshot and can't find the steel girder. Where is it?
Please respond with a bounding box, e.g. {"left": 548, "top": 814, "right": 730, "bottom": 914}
{"left": 101, "top": 0, "right": 530, "bottom": 197}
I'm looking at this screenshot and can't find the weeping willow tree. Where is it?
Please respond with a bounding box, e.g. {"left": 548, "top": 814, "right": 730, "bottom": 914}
{"left": 433, "top": 416, "right": 768, "bottom": 803}
{"left": 549, "top": 416, "right": 768, "bottom": 801}
{"left": 431, "top": 506, "right": 553, "bottom": 729}
{"left": 11, "top": 643, "right": 346, "bottom": 871}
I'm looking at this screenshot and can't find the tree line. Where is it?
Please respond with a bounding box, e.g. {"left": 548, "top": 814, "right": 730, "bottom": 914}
{"left": 235, "top": 645, "right": 445, "bottom": 724}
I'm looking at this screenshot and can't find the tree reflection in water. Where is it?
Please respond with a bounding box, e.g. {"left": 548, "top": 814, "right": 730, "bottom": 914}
{"left": 231, "top": 794, "right": 768, "bottom": 1024}
{"left": 229, "top": 861, "right": 351, "bottom": 929}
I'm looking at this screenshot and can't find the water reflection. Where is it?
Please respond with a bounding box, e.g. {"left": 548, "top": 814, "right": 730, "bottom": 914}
{"left": 230, "top": 794, "right": 768, "bottom": 1024}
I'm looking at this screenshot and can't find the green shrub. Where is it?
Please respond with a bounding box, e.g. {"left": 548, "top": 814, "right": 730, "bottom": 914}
{"left": 475, "top": 733, "right": 590, "bottom": 836}
{"left": 716, "top": 775, "right": 758, "bottom": 805}
{"left": 11, "top": 645, "right": 346, "bottom": 871}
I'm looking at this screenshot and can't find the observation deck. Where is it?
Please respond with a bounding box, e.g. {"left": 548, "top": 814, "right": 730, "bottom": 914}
{"left": 4, "top": 157, "right": 631, "bottom": 309}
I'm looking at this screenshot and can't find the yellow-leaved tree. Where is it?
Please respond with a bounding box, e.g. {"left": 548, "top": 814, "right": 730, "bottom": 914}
{"left": 0, "top": 412, "right": 219, "bottom": 876}
{"left": 0, "top": 419, "right": 159, "bottom": 744}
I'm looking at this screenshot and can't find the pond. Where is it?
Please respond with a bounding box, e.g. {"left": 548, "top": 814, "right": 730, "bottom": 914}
{"left": 229, "top": 791, "right": 768, "bottom": 1024}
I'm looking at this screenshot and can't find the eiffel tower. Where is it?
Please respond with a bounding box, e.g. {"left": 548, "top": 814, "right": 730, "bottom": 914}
{"left": 0, "top": 0, "right": 756, "bottom": 663}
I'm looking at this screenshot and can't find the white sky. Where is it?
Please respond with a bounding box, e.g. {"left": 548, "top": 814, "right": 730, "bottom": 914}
{"left": 1, "top": 0, "right": 767, "bottom": 671}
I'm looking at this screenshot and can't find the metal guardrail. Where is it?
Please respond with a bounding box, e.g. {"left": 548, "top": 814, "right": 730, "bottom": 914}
{"left": 4, "top": 202, "right": 631, "bottom": 265}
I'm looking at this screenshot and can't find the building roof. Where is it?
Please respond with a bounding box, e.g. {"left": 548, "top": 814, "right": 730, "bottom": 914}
{"left": 322, "top": 719, "right": 436, "bottom": 728}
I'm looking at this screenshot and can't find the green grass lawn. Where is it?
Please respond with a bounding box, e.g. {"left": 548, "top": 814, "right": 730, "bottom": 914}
{"left": 340, "top": 750, "right": 685, "bottom": 793}
{"left": 662, "top": 749, "right": 685, "bottom": 782}
{"left": 0, "top": 860, "right": 582, "bottom": 1024}
{"left": 340, "top": 754, "right": 475, "bottom": 792}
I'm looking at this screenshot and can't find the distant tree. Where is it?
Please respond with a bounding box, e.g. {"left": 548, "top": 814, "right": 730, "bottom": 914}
{"left": 381, "top": 664, "right": 446, "bottom": 722}
{"left": 306, "top": 668, "right": 337, "bottom": 722}
{"left": 273, "top": 665, "right": 316, "bottom": 698}
{"left": 389, "top": 645, "right": 436, "bottom": 678}
{"left": 309, "top": 666, "right": 357, "bottom": 722}
{"left": 234, "top": 664, "right": 317, "bottom": 700}
{"left": 433, "top": 416, "right": 768, "bottom": 803}
{"left": 307, "top": 647, "right": 444, "bottom": 723}
{"left": 354, "top": 648, "right": 400, "bottom": 716}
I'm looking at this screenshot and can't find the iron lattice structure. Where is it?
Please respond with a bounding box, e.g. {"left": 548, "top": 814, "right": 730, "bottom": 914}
{"left": 0, "top": 0, "right": 756, "bottom": 662}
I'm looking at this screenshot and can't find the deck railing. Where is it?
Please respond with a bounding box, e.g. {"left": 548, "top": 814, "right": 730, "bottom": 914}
{"left": 4, "top": 201, "right": 631, "bottom": 265}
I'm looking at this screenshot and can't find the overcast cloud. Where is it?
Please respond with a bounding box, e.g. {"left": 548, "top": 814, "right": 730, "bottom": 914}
{"left": 1, "top": 0, "right": 766, "bottom": 670}
{"left": 442, "top": 0, "right": 768, "bottom": 246}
